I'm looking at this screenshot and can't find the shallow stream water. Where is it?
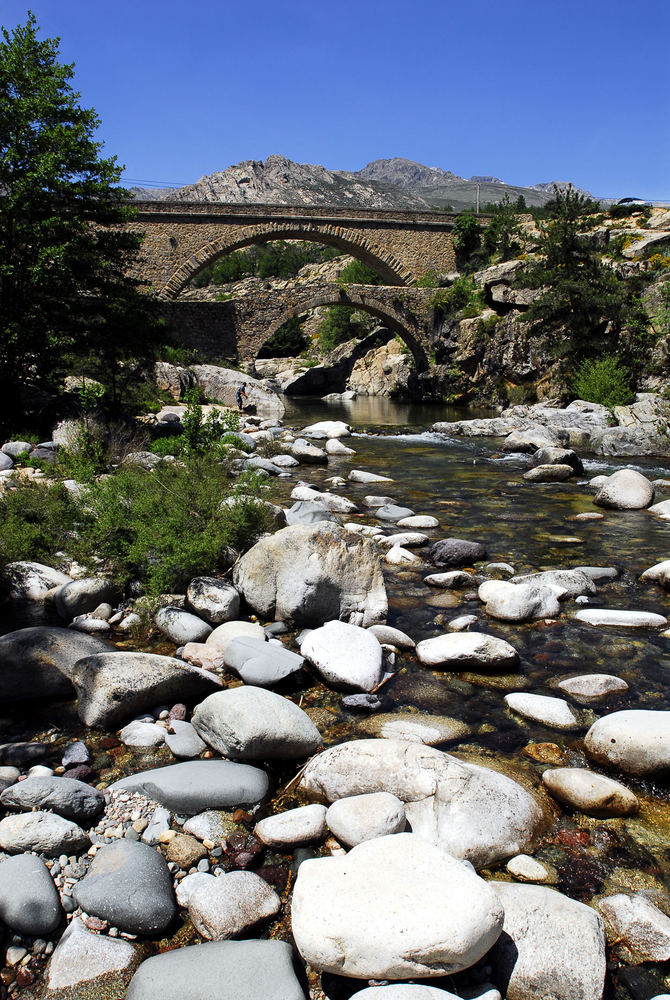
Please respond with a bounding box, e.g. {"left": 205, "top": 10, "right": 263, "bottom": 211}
{"left": 3, "top": 396, "right": 670, "bottom": 999}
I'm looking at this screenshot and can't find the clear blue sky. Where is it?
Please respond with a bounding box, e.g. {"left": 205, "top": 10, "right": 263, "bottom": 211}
{"left": 4, "top": 0, "right": 670, "bottom": 200}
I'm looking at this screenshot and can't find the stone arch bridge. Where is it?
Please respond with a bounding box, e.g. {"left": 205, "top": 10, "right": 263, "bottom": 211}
{"left": 125, "top": 202, "right": 480, "bottom": 368}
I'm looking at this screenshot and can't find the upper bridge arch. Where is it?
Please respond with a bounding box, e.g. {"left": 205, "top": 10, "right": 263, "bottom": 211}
{"left": 163, "top": 222, "right": 411, "bottom": 298}
{"left": 126, "top": 203, "right": 463, "bottom": 295}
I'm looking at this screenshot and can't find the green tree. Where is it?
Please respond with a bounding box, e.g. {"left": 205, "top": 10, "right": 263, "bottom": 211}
{"left": 522, "top": 186, "right": 650, "bottom": 371}
{"left": 0, "top": 13, "right": 151, "bottom": 428}
{"left": 451, "top": 212, "right": 481, "bottom": 269}
{"left": 483, "top": 195, "right": 523, "bottom": 262}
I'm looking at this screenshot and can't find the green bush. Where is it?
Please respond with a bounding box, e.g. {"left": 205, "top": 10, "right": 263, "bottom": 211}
{"left": 179, "top": 390, "right": 240, "bottom": 456}
{"left": 317, "top": 306, "right": 376, "bottom": 353}
{"left": 0, "top": 482, "right": 79, "bottom": 568}
{"left": 69, "top": 459, "right": 273, "bottom": 594}
{"left": 572, "top": 356, "right": 634, "bottom": 409}
{"left": 338, "top": 259, "right": 383, "bottom": 285}
{"left": 193, "top": 241, "right": 343, "bottom": 287}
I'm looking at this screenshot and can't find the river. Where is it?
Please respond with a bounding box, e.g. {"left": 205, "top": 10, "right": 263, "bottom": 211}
{"left": 4, "top": 396, "right": 670, "bottom": 998}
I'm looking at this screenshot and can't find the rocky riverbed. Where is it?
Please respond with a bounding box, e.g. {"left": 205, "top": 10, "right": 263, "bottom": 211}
{"left": 2, "top": 397, "right": 670, "bottom": 1000}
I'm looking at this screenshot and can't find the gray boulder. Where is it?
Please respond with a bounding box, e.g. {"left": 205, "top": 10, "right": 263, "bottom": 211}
{"left": 584, "top": 710, "right": 670, "bottom": 777}
{"left": 0, "top": 766, "right": 19, "bottom": 793}
{"left": 523, "top": 464, "right": 573, "bottom": 482}
{"left": 0, "top": 854, "right": 62, "bottom": 934}
{"left": 557, "top": 673, "right": 629, "bottom": 703}
{"left": 192, "top": 686, "right": 322, "bottom": 760}
{"left": 597, "top": 892, "right": 670, "bottom": 964}
{"left": 375, "top": 504, "right": 414, "bottom": 522}
{"left": 430, "top": 538, "right": 486, "bottom": 567}
{"left": 186, "top": 870, "right": 281, "bottom": 940}
{"left": 233, "top": 522, "right": 387, "bottom": 627}
{"left": 2, "top": 440, "right": 34, "bottom": 458}
{"left": 594, "top": 468, "right": 654, "bottom": 510}
{"left": 224, "top": 635, "right": 305, "bottom": 687}
{"left": 501, "top": 427, "right": 567, "bottom": 452}
{"left": 44, "top": 917, "right": 140, "bottom": 997}
{"left": 505, "top": 693, "right": 581, "bottom": 730}
{"left": 301, "top": 620, "right": 383, "bottom": 691}
{"left": 125, "top": 940, "right": 306, "bottom": 1000}
{"left": 72, "top": 651, "right": 222, "bottom": 728}
{"left": 481, "top": 581, "right": 561, "bottom": 621}
{"left": 0, "top": 626, "right": 111, "bottom": 701}
{"left": 299, "top": 740, "right": 546, "bottom": 869}
{"left": 186, "top": 577, "right": 240, "bottom": 625}
{"left": 2, "top": 561, "right": 72, "bottom": 601}
{"left": 254, "top": 804, "right": 328, "bottom": 848}
{"left": 291, "top": 438, "right": 328, "bottom": 464}
{"left": 53, "top": 577, "right": 120, "bottom": 620}
{"left": 490, "top": 882, "right": 606, "bottom": 1000}
{"left": 73, "top": 840, "right": 175, "bottom": 934}
{"left": 291, "top": 833, "right": 504, "bottom": 979}
{"left": 0, "top": 811, "right": 89, "bottom": 856}
{"left": 0, "top": 775, "right": 104, "bottom": 821}
{"left": 155, "top": 606, "right": 212, "bottom": 644}
{"left": 542, "top": 767, "right": 638, "bottom": 817}
{"left": 165, "top": 720, "right": 206, "bottom": 758}
{"left": 512, "top": 569, "right": 596, "bottom": 598}
{"left": 285, "top": 500, "right": 340, "bottom": 526}
{"left": 416, "top": 632, "right": 519, "bottom": 671}
{"left": 111, "top": 760, "right": 269, "bottom": 814}
{"left": 529, "top": 446, "right": 584, "bottom": 474}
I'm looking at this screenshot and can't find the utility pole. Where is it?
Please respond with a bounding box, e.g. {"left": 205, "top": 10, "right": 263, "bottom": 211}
{"left": 476, "top": 184, "right": 480, "bottom": 215}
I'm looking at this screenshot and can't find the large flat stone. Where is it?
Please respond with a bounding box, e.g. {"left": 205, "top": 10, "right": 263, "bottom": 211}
{"left": 125, "top": 940, "right": 306, "bottom": 1000}
{"left": 0, "top": 626, "right": 111, "bottom": 702}
{"left": 72, "top": 652, "right": 222, "bottom": 728}
{"left": 111, "top": 760, "right": 269, "bottom": 814}
{"left": 191, "top": 686, "right": 322, "bottom": 760}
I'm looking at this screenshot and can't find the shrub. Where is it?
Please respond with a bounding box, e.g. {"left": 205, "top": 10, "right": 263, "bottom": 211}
{"left": 179, "top": 390, "right": 240, "bottom": 456}
{"left": 338, "top": 259, "right": 383, "bottom": 285}
{"left": 69, "top": 459, "right": 274, "bottom": 594}
{"left": 572, "top": 356, "right": 634, "bottom": 409}
{"left": 0, "top": 482, "right": 79, "bottom": 569}
{"left": 317, "top": 306, "right": 376, "bottom": 353}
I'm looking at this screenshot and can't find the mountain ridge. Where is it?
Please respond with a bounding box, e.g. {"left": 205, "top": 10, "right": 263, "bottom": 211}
{"left": 129, "top": 155, "right": 598, "bottom": 211}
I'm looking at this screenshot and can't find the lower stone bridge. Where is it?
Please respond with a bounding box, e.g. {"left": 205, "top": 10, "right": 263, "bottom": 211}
{"left": 159, "top": 283, "right": 438, "bottom": 370}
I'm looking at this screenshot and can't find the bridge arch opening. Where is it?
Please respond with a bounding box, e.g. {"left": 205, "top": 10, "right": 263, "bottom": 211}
{"left": 257, "top": 290, "right": 429, "bottom": 372}
{"left": 166, "top": 224, "right": 411, "bottom": 297}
